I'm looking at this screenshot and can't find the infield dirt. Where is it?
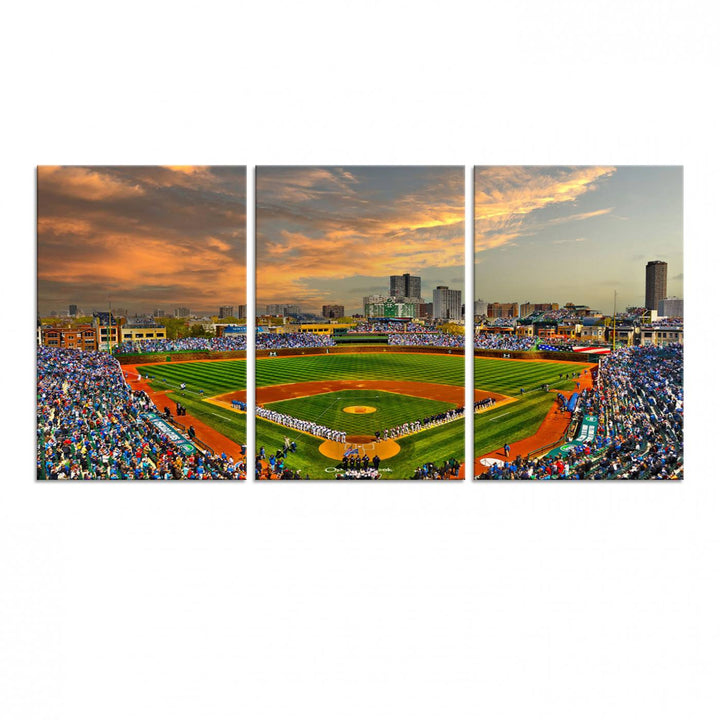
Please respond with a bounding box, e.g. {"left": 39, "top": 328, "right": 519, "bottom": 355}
{"left": 216, "top": 380, "right": 506, "bottom": 408}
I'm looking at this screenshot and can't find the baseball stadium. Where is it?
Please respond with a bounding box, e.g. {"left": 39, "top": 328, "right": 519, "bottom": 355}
{"left": 36, "top": 322, "right": 467, "bottom": 480}
{"left": 252, "top": 325, "right": 465, "bottom": 479}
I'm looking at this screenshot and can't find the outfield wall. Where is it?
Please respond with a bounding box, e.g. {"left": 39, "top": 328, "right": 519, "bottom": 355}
{"left": 256, "top": 345, "right": 465, "bottom": 359}
{"left": 116, "top": 346, "right": 596, "bottom": 365}
{"left": 474, "top": 349, "right": 597, "bottom": 363}
{"left": 116, "top": 350, "right": 247, "bottom": 365}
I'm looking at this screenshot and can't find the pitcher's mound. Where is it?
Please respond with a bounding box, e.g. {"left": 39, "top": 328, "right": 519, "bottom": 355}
{"left": 319, "top": 438, "right": 400, "bottom": 461}
{"left": 343, "top": 405, "right": 377, "bottom": 414}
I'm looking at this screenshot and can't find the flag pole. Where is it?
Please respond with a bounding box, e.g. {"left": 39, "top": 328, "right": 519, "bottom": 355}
{"left": 612, "top": 290, "right": 617, "bottom": 351}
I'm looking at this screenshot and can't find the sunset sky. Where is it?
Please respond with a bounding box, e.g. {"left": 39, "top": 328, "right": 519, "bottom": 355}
{"left": 37, "top": 166, "right": 246, "bottom": 316}
{"left": 475, "top": 166, "right": 683, "bottom": 314}
{"left": 256, "top": 167, "right": 464, "bottom": 314}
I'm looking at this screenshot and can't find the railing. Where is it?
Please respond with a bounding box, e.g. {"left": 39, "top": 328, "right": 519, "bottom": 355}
{"left": 167, "top": 416, "right": 214, "bottom": 455}
{"left": 527, "top": 438, "right": 565, "bottom": 461}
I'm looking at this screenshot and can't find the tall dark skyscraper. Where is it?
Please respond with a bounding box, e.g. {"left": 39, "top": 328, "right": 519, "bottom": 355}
{"left": 645, "top": 260, "right": 668, "bottom": 311}
{"left": 390, "top": 273, "right": 422, "bottom": 299}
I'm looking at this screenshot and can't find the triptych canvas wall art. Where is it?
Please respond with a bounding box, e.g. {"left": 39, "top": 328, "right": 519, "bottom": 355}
{"left": 36, "top": 166, "right": 683, "bottom": 481}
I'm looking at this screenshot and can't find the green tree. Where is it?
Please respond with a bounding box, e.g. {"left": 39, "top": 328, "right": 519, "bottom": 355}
{"left": 159, "top": 317, "right": 190, "bottom": 340}
{"left": 189, "top": 324, "right": 211, "bottom": 338}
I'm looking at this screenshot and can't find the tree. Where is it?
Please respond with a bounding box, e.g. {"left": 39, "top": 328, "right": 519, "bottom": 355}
{"left": 158, "top": 317, "right": 190, "bottom": 340}
{"left": 189, "top": 324, "right": 210, "bottom": 338}
{"left": 438, "top": 322, "right": 464, "bottom": 335}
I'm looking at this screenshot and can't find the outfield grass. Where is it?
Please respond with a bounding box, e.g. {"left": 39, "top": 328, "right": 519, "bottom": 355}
{"left": 257, "top": 352, "right": 464, "bottom": 387}
{"left": 137, "top": 360, "right": 246, "bottom": 396}
{"left": 139, "top": 353, "right": 466, "bottom": 479}
{"left": 264, "top": 389, "right": 456, "bottom": 435}
{"left": 257, "top": 353, "right": 465, "bottom": 478}
{"left": 474, "top": 356, "right": 593, "bottom": 458}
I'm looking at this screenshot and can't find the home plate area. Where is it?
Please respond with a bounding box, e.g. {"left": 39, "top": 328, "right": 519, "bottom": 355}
{"left": 249, "top": 381, "right": 466, "bottom": 463}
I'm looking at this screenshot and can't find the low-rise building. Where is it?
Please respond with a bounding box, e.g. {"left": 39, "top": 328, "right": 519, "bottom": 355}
{"left": 322, "top": 304, "right": 345, "bottom": 319}
{"left": 487, "top": 302, "right": 519, "bottom": 318}
{"left": 639, "top": 326, "right": 684, "bottom": 346}
{"left": 120, "top": 326, "right": 168, "bottom": 344}
{"left": 42, "top": 324, "right": 98, "bottom": 351}
{"left": 579, "top": 325, "right": 607, "bottom": 342}
{"left": 612, "top": 325, "right": 638, "bottom": 346}
{"left": 658, "top": 296, "right": 683, "bottom": 318}
{"left": 297, "top": 323, "right": 354, "bottom": 335}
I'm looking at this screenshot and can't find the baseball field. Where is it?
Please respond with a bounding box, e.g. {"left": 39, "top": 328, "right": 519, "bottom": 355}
{"left": 474, "top": 356, "right": 596, "bottom": 470}
{"left": 136, "top": 352, "right": 466, "bottom": 479}
{"left": 255, "top": 353, "right": 466, "bottom": 479}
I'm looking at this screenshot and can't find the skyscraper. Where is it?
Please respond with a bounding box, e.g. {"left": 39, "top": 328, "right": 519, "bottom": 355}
{"left": 390, "top": 273, "right": 422, "bottom": 299}
{"left": 645, "top": 261, "right": 668, "bottom": 311}
{"left": 432, "top": 286, "right": 462, "bottom": 320}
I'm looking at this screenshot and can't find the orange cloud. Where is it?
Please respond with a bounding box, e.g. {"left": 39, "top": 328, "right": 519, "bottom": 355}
{"left": 256, "top": 167, "right": 464, "bottom": 307}
{"left": 475, "top": 166, "right": 616, "bottom": 253}
{"left": 38, "top": 166, "right": 145, "bottom": 201}
{"left": 37, "top": 166, "right": 246, "bottom": 313}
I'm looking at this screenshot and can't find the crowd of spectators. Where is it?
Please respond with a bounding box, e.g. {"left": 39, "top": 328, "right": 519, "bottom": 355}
{"left": 348, "top": 321, "right": 427, "bottom": 333}
{"left": 37, "top": 347, "right": 246, "bottom": 480}
{"left": 388, "top": 332, "right": 464, "bottom": 348}
{"left": 256, "top": 333, "right": 335, "bottom": 349}
{"left": 412, "top": 457, "right": 461, "bottom": 479}
{"left": 114, "top": 335, "right": 247, "bottom": 354}
{"left": 647, "top": 318, "right": 683, "bottom": 328}
{"left": 113, "top": 331, "right": 341, "bottom": 355}
{"left": 478, "top": 344, "right": 683, "bottom": 480}
{"left": 474, "top": 333, "right": 536, "bottom": 351}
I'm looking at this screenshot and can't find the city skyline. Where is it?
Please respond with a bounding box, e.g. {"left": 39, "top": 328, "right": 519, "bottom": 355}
{"left": 37, "top": 166, "right": 247, "bottom": 316}
{"left": 475, "top": 166, "right": 683, "bottom": 315}
{"left": 256, "top": 166, "right": 464, "bottom": 314}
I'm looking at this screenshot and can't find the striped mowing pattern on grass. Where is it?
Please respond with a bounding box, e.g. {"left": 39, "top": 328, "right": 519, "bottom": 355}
{"left": 474, "top": 357, "right": 593, "bottom": 396}
{"left": 257, "top": 353, "right": 464, "bottom": 388}
{"left": 255, "top": 353, "right": 465, "bottom": 479}
{"left": 136, "top": 360, "right": 246, "bottom": 395}
{"left": 264, "top": 389, "right": 457, "bottom": 435}
{"left": 256, "top": 413, "right": 464, "bottom": 480}
{"left": 474, "top": 357, "right": 595, "bottom": 459}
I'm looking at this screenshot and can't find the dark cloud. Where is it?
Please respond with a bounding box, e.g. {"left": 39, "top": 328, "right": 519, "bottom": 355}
{"left": 37, "top": 166, "right": 246, "bottom": 315}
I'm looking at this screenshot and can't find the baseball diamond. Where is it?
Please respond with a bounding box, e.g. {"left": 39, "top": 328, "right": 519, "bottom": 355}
{"left": 130, "top": 351, "right": 467, "bottom": 480}
{"left": 254, "top": 353, "right": 466, "bottom": 479}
